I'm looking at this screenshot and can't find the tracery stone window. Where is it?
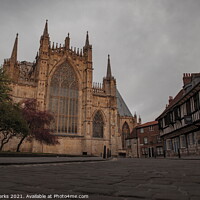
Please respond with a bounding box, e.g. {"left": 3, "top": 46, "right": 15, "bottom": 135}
{"left": 48, "top": 62, "right": 78, "bottom": 134}
{"left": 122, "top": 122, "right": 130, "bottom": 149}
{"left": 93, "top": 111, "right": 104, "bottom": 138}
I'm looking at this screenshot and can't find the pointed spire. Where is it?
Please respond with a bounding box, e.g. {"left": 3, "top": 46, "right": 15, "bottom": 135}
{"left": 106, "top": 54, "right": 112, "bottom": 79}
{"left": 43, "top": 19, "right": 48, "bottom": 36}
{"left": 85, "top": 31, "right": 89, "bottom": 47}
{"left": 80, "top": 49, "right": 83, "bottom": 56}
{"left": 138, "top": 115, "right": 142, "bottom": 124}
{"left": 39, "top": 20, "right": 50, "bottom": 55}
{"left": 65, "top": 33, "right": 70, "bottom": 49}
{"left": 11, "top": 33, "right": 18, "bottom": 63}
{"left": 134, "top": 112, "right": 137, "bottom": 118}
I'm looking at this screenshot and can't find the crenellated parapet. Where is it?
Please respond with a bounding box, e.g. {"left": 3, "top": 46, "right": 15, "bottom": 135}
{"left": 49, "top": 42, "right": 84, "bottom": 60}
{"left": 92, "top": 82, "right": 105, "bottom": 95}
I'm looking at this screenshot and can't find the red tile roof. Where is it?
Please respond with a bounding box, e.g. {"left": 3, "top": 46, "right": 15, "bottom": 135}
{"left": 137, "top": 121, "right": 158, "bottom": 128}
{"left": 156, "top": 73, "right": 200, "bottom": 120}
{"left": 156, "top": 89, "right": 184, "bottom": 119}
{"left": 128, "top": 121, "right": 158, "bottom": 139}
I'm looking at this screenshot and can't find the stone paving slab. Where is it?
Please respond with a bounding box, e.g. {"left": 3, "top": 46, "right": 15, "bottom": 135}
{"left": 0, "top": 158, "right": 200, "bottom": 200}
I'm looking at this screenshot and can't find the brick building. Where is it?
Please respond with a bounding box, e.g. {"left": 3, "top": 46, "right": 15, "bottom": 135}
{"left": 136, "top": 121, "right": 163, "bottom": 158}
{"left": 1, "top": 20, "right": 137, "bottom": 156}
{"left": 125, "top": 121, "right": 163, "bottom": 158}
{"left": 156, "top": 73, "right": 200, "bottom": 157}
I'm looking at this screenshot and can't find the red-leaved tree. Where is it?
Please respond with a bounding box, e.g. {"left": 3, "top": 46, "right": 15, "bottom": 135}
{"left": 16, "top": 99, "right": 59, "bottom": 152}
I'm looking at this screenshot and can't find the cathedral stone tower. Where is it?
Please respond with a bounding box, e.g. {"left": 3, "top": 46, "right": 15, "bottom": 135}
{"left": 2, "top": 21, "right": 137, "bottom": 157}
{"left": 36, "top": 20, "right": 50, "bottom": 110}
{"left": 4, "top": 33, "right": 20, "bottom": 81}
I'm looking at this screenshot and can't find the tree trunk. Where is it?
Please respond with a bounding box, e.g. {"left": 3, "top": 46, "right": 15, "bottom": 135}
{"left": 0, "top": 131, "right": 16, "bottom": 151}
{"left": 0, "top": 140, "right": 4, "bottom": 151}
{"left": 0, "top": 135, "right": 11, "bottom": 151}
{"left": 16, "top": 136, "right": 27, "bottom": 152}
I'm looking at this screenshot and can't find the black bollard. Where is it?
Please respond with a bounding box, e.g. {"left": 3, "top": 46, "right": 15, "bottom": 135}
{"left": 178, "top": 148, "right": 181, "bottom": 159}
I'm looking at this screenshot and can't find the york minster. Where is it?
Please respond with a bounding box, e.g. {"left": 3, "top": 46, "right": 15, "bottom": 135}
{"left": 2, "top": 20, "right": 137, "bottom": 156}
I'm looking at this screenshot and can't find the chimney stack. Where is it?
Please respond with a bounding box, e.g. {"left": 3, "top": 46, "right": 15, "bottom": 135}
{"left": 169, "top": 96, "right": 173, "bottom": 104}
{"left": 183, "top": 73, "right": 192, "bottom": 86}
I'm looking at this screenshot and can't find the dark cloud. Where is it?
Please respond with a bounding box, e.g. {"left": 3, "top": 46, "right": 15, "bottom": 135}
{"left": 0, "top": 0, "right": 200, "bottom": 123}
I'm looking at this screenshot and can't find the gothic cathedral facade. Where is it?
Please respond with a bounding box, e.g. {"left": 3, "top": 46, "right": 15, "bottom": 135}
{"left": 3, "top": 21, "right": 137, "bottom": 156}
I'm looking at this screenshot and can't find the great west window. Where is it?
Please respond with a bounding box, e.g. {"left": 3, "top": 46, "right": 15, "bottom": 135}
{"left": 48, "top": 62, "right": 79, "bottom": 134}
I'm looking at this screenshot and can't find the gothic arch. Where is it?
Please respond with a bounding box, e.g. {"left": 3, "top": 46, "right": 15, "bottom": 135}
{"left": 93, "top": 110, "right": 105, "bottom": 138}
{"left": 48, "top": 61, "right": 79, "bottom": 134}
{"left": 49, "top": 57, "right": 81, "bottom": 87}
{"left": 92, "top": 109, "right": 107, "bottom": 123}
{"left": 122, "top": 121, "right": 130, "bottom": 149}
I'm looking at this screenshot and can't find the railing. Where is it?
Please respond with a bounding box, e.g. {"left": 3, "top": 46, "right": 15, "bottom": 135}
{"left": 92, "top": 82, "right": 105, "bottom": 94}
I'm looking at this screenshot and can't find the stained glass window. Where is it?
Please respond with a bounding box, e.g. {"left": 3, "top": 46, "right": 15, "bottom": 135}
{"left": 93, "top": 111, "right": 104, "bottom": 138}
{"left": 122, "top": 122, "right": 130, "bottom": 149}
{"left": 48, "top": 62, "right": 78, "bottom": 134}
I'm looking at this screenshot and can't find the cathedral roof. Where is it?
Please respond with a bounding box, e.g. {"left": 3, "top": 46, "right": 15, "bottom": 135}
{"left": 116, "top": 89, "right": 133, "bottom": 117}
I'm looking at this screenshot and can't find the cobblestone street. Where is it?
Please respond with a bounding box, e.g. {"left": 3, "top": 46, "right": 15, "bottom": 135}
{"left": 0, "top": 158, "right": 200, "bottom": 200}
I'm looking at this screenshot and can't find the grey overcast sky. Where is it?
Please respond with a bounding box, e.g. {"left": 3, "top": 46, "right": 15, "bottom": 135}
{"left": 0, "top": 0, "right": 200, "bottom": 123}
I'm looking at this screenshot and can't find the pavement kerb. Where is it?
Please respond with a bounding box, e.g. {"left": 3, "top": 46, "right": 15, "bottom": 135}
{"left": 0, "top": 157, "right": 116, "bottom": 166}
